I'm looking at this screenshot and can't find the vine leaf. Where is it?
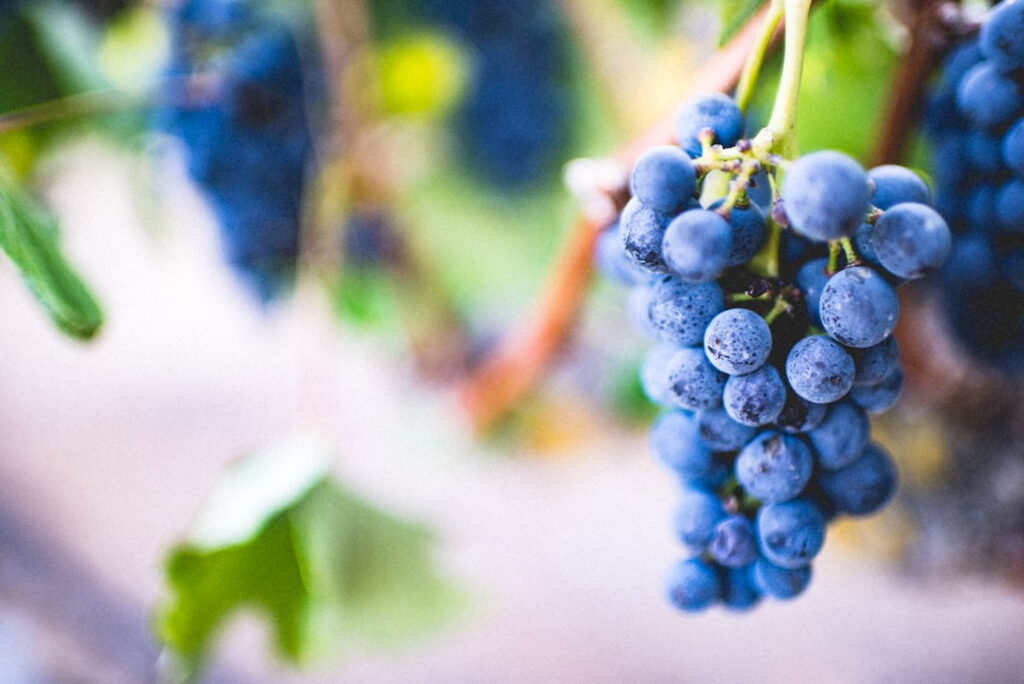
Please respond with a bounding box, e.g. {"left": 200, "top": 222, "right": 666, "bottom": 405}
{"left": 0, "top": 173, "right": 104, "bottom": 340}
{"left": 156, "top": 437, "right": 461, "bottom": 681}
{"left": 719, "top": 0, "right": 768, "bottom": 46}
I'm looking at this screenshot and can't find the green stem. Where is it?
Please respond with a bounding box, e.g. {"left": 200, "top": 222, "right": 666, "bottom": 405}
{"left": 751, "top": 0, "right": 813, "bottom": 158}
{"left": 763, "top": 295, "right": 791, "bottom": 324}
{"left": 827, "top": 240, "right": 841, "bottom": 274}
{"left": 727, "top": 291, "right": 770, "bottom": 303}
{"left": 840, "top": 237, "right": 859, "bottom": 265}
{"left": 734, "top": 0, "right": 785, "bottom": 115}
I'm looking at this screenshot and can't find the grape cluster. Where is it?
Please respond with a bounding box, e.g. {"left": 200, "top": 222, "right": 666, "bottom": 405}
{"left": 158, "top": 0, "right": 315, "bottom": 301}
{"left": 423, "top": 0, "right": 573, "bottom": 188}
{"left": 925, "top": 0, "right": 1024, "bottom": 369}
{"left": 596, "top": 93, "right": 951, "bottom": 611}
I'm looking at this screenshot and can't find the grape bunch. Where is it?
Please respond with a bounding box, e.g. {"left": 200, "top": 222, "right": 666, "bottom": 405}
{"left": 423, "top": 0, "right": 573, "bottom": 188}
{"left": 158, "top": 0, "right": 316, "bottom": 301}
{"left": 596, "top": 93, "right": 951, "bottom": 611}
{"left": 925, "top": 0, "right": 1024, "bottom": 369}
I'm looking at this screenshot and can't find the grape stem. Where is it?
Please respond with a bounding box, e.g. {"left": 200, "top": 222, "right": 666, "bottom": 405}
{"left": 827, "top": 240, "right": 841, "bottom": 275}
{"left": 763, "top": 294, "right": 792, "bottom": 325}
{"left": 734, "top": 0, "right": 786, "bottom": 115}
{"left": 753, "top": 0, "right": 813, "bottom": 159}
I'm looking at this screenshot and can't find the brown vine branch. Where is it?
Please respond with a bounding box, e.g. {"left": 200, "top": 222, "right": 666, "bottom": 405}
{"left": 458, "top": 4, "right": 786, "bottom": 434}
{"left": 868, "top": 0, "right": 971, "bottom": 166}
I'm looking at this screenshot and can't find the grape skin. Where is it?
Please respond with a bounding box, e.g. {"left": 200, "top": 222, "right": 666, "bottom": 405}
{"left": 980, "top": 0, "right": 1024, "bottom": 70}
{"left": 873, "top": 203, "right": 952, "bottom": 280}
{"left": 819, "top": 267, "right": 899, "bottom": 348}
{"left": 666, "top": 558, "right": 721, "bottom": 612}
{"left": 665, "top": 347, "right": 728, "bottom": 411}
{"left": 807, "top": 401, "right": 870, "bottom": 470}
{"left": 781, "top": 151, "right": 871, "bottom": 242}
{"left": 645, "top": 277, "right": 724, "bottom": 347}
{"left": 736, "top": 431, "right": 814, "bottom": 503}
{"left": 662, "top": 210, "right": 733, "bottom": 283}
{"left": 785, "top": 335, "right": 855, "bottom": 404}
{"left": 723, "top": 365, "right": 787, "bottom": 427}
{"left": 674, "top": 93, "right": 744, "bottom": 157}
{"left": 756, "top": 499, "right": 827, "bottom": 569}
{"left": 703, "top": 308, "right": 772, "bottom": 376}
{"left": 709, "top": 516, "right": 760, "bottom": 568}
{"left": 673, "top": 488, "right": 726, "bottom": 551}
{"left": 817, "top": 443, "right": 898, "bottom": 516}
{"left": 867, "top": 165, "right": 931, "bottom": 210}
{"left": 630, "top": 145, "right": 698, "bottom": 214}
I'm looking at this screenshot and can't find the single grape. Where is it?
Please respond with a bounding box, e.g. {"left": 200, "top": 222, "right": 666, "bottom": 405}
{"left": 785, "top": 335, "right": 855, "bottom": 404}
{"left": 619, "top": 197, "right": 672, "bottom": 273}
{"left": 662, "top": 209, "right": 733, "bottom": 283}
{"left": 996, "top": 180, "right": 1024, "bottom": 232}
{"left": 640, "top": 344, "right": 680, "bottom": 407}
{"left": 795, "top": 257, "right": 830, "bottom": 326}
{"left": 674, "top": 93, "right": 744, "bottom": 157}
{"left": 980, "top": 0, "right": 1024, "bottom": 70}
{"left": 1003, "top": 118, "right": 1024, "bottom": 177}
{"left": 723, "top": 365, "right": 787, "bottom": 427}
{"left": 722, "top": 565, "right": 762, "bottom": 611}
{"left": 753, "top": 557, "right": 812, "bottom": 599}
{"left": 736, "top": 431, "right": 814, "bottom": 503}
{"left": 782, "top": 151, "right": 871, "bottom": 242}
{"left": 665, "top": 347, "right": 727, "bottom": 411}
{"left": 756, "top": 499, "right": 827, "bottom": 569}
{"left": 873, "top": 203, "right": 952, "bottom": 279}
{"left": 645, "top": 276, "right": 725, "bottom": 346}
{"left": 594, "top": 223, "right": 645, "bottom": 285}
{"left": 965, "top": 130, "right": 1006, "bottom": 175}
{"left": 853, "top": 337, "right": 899, "bottom": 387}
{"left": 807, "top": 401, "right": 870, "bottom": 470}
{"left": 956, "top": 63, "right": 1021, "bottom": 129}
{"left": 666, "top": 557, "right": 720, "bottom": 612}
{"left": 630, "top": 145, "right": 698, "bottom": 214}
{"left": 672, "top": 487, "right": 726, "bottom": 551}
{"left": 777, "top": 393, "right": 827, "bottom": 434}
{"left": 848, "top": 368, "right": 903, "bottom": 414}
{"left": 709, "top": 199, "right": 768, "bottom": 266}
{"left": 709, "top": 516, "right": 760, "bottom": 568}
{"left": 696, "top": 406, "right": 757, "bottom": 452}
{"left": 817, "top": 443, "right": 897, "bottom": 516}
{"left": 703, "top": 308, "right": 772, "bottom": 376}
{"left": 819, "top": 266, "right": 899, "bottom": 348}
{"left": 650, "top": 411, "right": 716, "bottom": 479}
{"left": 853, "top": 223, "right": 880, "bottom": 265}
{"left": 867, "top": 165, "right": 931, "bottom": 210}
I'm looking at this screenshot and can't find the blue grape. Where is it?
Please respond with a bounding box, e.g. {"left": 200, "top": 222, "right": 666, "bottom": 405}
{"left": 756, "top": 499, "right": 827, "bottom": 568}
{"left": 630, "top": 145, "right": 698, "bottom": 213}
{"left": 795, "top": 257, "right": 830, "bottom": 326}
{"left": 645, "top": 276, "right": 725, "bottom": 346}
{"left": 853, "top": 337, "right": 899, "bottom": 387}
{"left": 703, "top": 308, "right": 772, "bottom": 375}
{"left": 873, "top": 203, "right": 952, "bottom": 279}
{"left": 848, "top": 368, "right": 903, "bottom": 414}
{"left": 785, "top": 335, "right": 855, "bottom": 404}
{"left": 650, "top": 411, "right": 716, "bottom": 479}
{"left": 980, "top": 0, "right": 1024, "bottom": 70}
{"left": 696, "top": 406, "right": 757, "bottom": 452}
{"left": 666, "top": 557, "right": 720, "bottom": 612}
{"left": 619, "top": 198, "right": 672, "bottom": 273}
{"left": 710, "top": 199, "right": 768, "bottom": 266}
{"left": 966, "top": 185, "right": 1000, "bottom": 230}
{"left": 1003, "top": 118, "right": 1024, "bottom": 177}
{"left": 662, "top": 209, "right": 733, "bottom": 283}
{"left": 853, "top": 222, "right": 880, "bottom": 265}
{"left": 723, "top": 365, "right": 787, "bottom": 427}
{"left": 665, "top": 347, "right": 727, "bottom": 411}
{"left": 867, "top": 165, "right": 931, "bottom": 210}
{"left": 736, "top": 431, "right": 814, "bottom": 503}
{"left": 965, "top": 130, "right": 1006, "bottom": 174}
{"left": 782, "top": 151, "right": 871, "bottom": 242}
{"left": 674, "top": 93, "right": 744, "bottom": 157}
{"left": 709, "top": 516, "right": 760, "bottom": 568}
{"left": 753, "top": 557, "right": 812, "bottom": 599}
{"left": 722, "top": 566, "right": 762, "bottom": 610}
{"left": 956, "top": 63, "right": 1021, "bottom": 129}
{"left": 942, "top": 39, "right": 984, "bottom": 87}
{"left": 595, "top": 223, "right": 645, "bottom": 285}
{"left": 996, "top": 180, "right": 1024, "bottom": 231}
{"left": 819, "top": 266, "right": 899, "bottom": 348}
{"left": 777, "top": 393, "right": 827, "bottom": 434}
{"left": 807, "top": 401, "right": 870, "bottom": 470}
{"left": 640, "top": 344, "right": 680, "bottom": 407}
{"left": 672, "top": 488, "right": 726, "bottom": 550}
{"left": 817, "top": 443, "right": 897, "bottom": 516}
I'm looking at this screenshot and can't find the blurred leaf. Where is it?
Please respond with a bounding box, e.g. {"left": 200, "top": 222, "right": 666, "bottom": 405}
{"left": 0, "top": 171, "right": 104, "bottom": 339}
{"left": 157, "top": 438, "right": 459, "bottom": 679}
{"left": 719, "top": 0, "right": 766, "bottom": 46}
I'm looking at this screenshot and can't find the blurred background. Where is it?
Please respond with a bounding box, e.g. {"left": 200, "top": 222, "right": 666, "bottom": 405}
{"left": 1, "top": 0, "right": 1023, "bottom": 682}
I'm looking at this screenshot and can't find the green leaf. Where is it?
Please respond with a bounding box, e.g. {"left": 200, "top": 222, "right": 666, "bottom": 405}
{"left": 0, "top": 172, "right": 104, "bottom": 339}
{"left": 719, "top": 0, "right": 767, "bottom": 46}
{"left": 157, "top": 438, "right": 460, "bottom": 680}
